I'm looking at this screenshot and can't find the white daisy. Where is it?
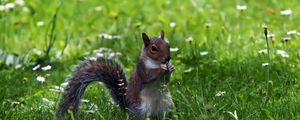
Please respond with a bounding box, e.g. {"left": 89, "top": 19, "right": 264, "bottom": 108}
{"left": 258, "top": 49, "right": 268, "bottom": 54}
{"left": 236, "top": 5, "right": 247, "bottom": 11}
{"left": 267, "top": 33, "right": 275, "bottom": 39}
{"left": 215, "top": 91, "right": 226, "bottom": 97}
{"left": 41, "top": 65, "right": 52, "bottom": 71}
{"left": 205, "top": 23, "right": 211, "bottom": 28}
{"left": 36, "top": 21, "right": 44, "bottom": 27}
{"left": 96, "top": 53, "right": 104, "bottom": 57}
{"left": 185, "top": 36, "right": 193, "bottom": 43}
{"left": 15, "top": 64, "right": 22, "bottom": 69}
{"left": 49, "top": 85, "right": 64, "bottom": 93}
{"left": 0, "top": 5, "right": 5, "bottom": 11}
{"left": 42, "top": 98, "right": 54, "bottom": 106}
{"left": 108, "top": 52, "right": 122, "bottom": 59}
{"left": 170, "top": 48, "right": 179, "bottom": 52}
{"left": 99, "top": 33, "right": 113, "bottom": 40}
{"left": 287, "top": 30, "right": 297, "bottom": 35}
{"left": 5, "top": 3, "right": 15, "bottom": 11}
{"left": 88, "top": 57, "right": 97, "bottom": 61}
{"left": 280, "top": 9, "right": 292, "bottom": 16}
{"left": 276, "top": 50, "right": 289, "bottom": 58}
{"left": 283, "top": 37, "right": 291, "bottom": 42}
{"left": 36, "top": 76, "right": 45, "bottom": 83}
{"left": 169, "top": 22, "right": 176, "bottom": 28}
{"left": 200, "top": 51, "right": 208, "bottom": 56}
{"left": 32, "top": 64, "right": 41, "bottom": 71}
{"left": 262, "top": 62, "right": 270, "bottom": 67}
{"left": 60, "top": 82, "right": 69, "bottom": 88}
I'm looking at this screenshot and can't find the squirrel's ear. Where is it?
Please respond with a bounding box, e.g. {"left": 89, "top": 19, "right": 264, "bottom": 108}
{"left": 142, "top": 32, "right": 150, "bottom": 47}
{"left": 160, "top": 30, "right": 164, "bottom": 40}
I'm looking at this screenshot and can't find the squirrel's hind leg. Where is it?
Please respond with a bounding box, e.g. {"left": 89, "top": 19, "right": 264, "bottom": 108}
{"left": 127, "top": 103, "right": 147, "bottom": 120}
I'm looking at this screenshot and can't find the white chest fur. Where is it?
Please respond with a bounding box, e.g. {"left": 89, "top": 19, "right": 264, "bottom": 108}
{"left": 139, "top": 80, "right": 174, "bottom": 116}
{"left": 144, "top": 58, "right": 160, "bottom": 69}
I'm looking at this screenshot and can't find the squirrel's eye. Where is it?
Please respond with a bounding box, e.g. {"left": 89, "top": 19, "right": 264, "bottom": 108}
{"left": 151, "top": 46, "right": 158, "bottom": 53}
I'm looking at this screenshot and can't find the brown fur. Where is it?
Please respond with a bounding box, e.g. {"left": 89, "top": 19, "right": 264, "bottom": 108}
{"left": 126, "top": 31, "right": 170, "bottom": 104}
{"left": 57, "top": 31, "right": 174, "bottom": 119}
{"left": 125, "top": 31, "right": 174, "bottom": 118}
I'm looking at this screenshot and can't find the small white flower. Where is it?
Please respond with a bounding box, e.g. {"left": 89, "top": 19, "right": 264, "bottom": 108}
{"left": 5, "top": 55, "right": 14, "bottom": 65}
{"left": 169, "top": 22, "right": 176, "bottom": 28}
{"left": 170, "top": 48, "right": 179, "bottom": 52}
{"left": 215, "top": 91, "right": 226, "bottom": 97}
{"left": 99, "top": 33, "right": 113, "bottom": 40}
{"left": 236, "top": 5, "right": 247, "bottom": 11}
{"left": 36, "top": 76, "right": 45, "bottom": 83}
{"left": 88, "top": 57, "right": 97, "bottom": 61}
{"left": 298, "top": 32, "right": 300, "bottom": 36}
{"left": 5, "top": 3, "right": 15, "bottom": 11}
{"left": 15, "top": 64, "right": 22, "bottom": 69}
{"left": 276, "top": 50, "right": 289, "bottom": 58}
{"left": 49, "top": 85, "right": 64, "bottom": 93}
{"left": 15, "top": 0, "right": 25, "bottom": 6}
{"left": 280, "top": 9, "right": 292, "bottom": 16}
{"left": 287, "top": 30, "right": 297, "bottom": 35}
{"left": 106, "top": 35, "right": 113, "bottom": 39}
{"left": 60, "top": 82, "right": 69, "bottom": 88}
{"left": 42, "top": 98, "right": 54, "bottom": 106}
{"left": 32, "top": 64, "right": 41, "bottom": 71}
{"left": 227, "top": 110, "right": 238, "bottom": 120}
{"left": 98, "top": 47, "right": 110, "bottom": 52}
{"left": 185, "top": 36, "right": 193, "bottom": 43}
{"left": 283, "top": 36, "right": 291, "bottom": 42}
{"left": 41, "top": 65, "right": 52, "bottom": 71}
{"left": 36, "top": 21, "right": 44, "bottom": 27}
{"left": 267, "top": 33, "right": 275, "bottom": 39}
{"left": 262, "top": 62, "right": 270, "bottom": 67}
{"left": 108, "top": 52, "right": 122, "bottom": 59}
{"left": 200, "top": 51, "right": 208, "bottom": 56}
{"left": 205, "top": 23, "right": 211, "bottom": 28}
{"left": 96, "top": 53, "right": 104, "bottom": 57}
{"left": 0, "top": 5, "right": 5, "bottom": 11}
{"left": 258, "top": 49, "right": 268, "bottom": 54}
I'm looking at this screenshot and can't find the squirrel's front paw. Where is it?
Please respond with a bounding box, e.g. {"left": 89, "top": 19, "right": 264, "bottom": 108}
{"left": 160, "top": 64, "right": 168, "bottom": 71}
{"left": 160, "top": 64, "right": 175, "bottom": 73}
{"left": 167, "top": 64, "right": 175, "bottom": 73}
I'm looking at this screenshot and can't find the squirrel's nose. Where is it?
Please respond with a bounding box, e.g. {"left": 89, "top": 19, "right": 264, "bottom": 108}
{"left": 162, "top": 56, "right": 171, "bottom": 64}
{"left": 166, "top": 56, "right": 171, "bottom": 62}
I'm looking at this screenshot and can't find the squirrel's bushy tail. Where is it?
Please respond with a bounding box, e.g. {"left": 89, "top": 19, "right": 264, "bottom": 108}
{"left": 57, "top": 58, "right": 128, "bottom": 118}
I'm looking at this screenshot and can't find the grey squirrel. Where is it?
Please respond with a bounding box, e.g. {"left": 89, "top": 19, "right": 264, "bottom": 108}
{"left": 57, "top": 30, "right": 175, "bottom": 119}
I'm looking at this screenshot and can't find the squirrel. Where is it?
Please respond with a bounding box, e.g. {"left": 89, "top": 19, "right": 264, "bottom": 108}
{"left": 57, "top": 30, "right": 175, "bottom": 119}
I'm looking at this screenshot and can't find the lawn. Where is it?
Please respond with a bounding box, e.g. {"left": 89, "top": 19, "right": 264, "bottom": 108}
{"left": 1, "top": 0, "right": 300, "bottom": 119}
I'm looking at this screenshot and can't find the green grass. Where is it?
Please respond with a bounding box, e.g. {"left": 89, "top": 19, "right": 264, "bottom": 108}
{"left": 1, "top": 0, "right": 300, "bottom": 119}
